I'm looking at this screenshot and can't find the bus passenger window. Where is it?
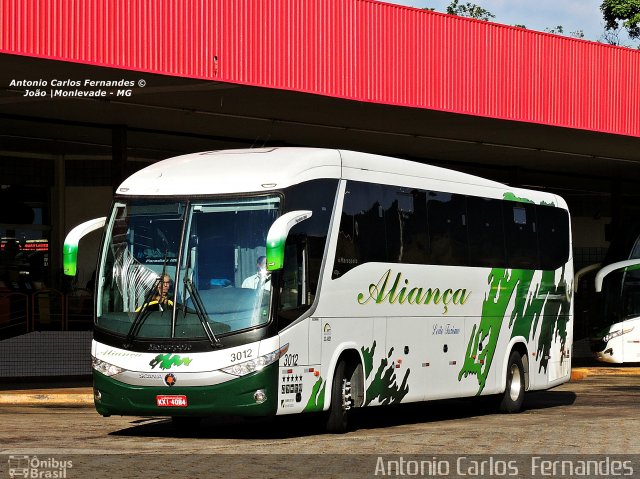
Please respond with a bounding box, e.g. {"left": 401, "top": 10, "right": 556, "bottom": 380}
{"left": 385, "top": 187, "right": 427, "bottom": 264}
{"left": 426, "top": 192, "right": 468, "bottom": 266}
{"left": 333, "top": 182, "right": 386, "bottom": 277}
{"left": 537, "top": 205, "right": 570, "bottom": 270}
{"left": 504, "top": 202, "right": 538, "bottom": 269}
{"left": 467, "top": 197, "right": 506, "bottom": 268}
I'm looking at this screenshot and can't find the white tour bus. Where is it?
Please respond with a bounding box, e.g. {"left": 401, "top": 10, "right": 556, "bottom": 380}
{"left": 65, "top": 148, "right": 573, "bottom": 432}
{"left": 576, "top": 232, "right": 640, "bottom": 364}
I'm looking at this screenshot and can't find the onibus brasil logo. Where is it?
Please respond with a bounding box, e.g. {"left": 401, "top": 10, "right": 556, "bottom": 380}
{"left": 8, "top": 455, "right": 72, "bottom": 478}
{"left": 357, "top": 269, "right": 470, "bottom": 315}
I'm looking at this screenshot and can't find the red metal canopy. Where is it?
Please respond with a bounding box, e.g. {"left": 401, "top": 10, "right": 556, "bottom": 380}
{"left": 1, "top": 0, "right": 639, "bottom": 137}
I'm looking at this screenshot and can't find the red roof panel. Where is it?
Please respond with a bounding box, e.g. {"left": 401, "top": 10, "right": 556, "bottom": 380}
{"left": 1, "top": 0, "right": 639, "bottom": 137}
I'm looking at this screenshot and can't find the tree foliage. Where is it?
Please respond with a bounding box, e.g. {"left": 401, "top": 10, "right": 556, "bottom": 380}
{"left": 545, "top": 25, "right": 565, "bottom": 34}
{"left": 600, "top": 25, "right": 626, "bottom": 45}
{"left": 446, "top": 0, "right": 495, "bottom": 21}
{"left": 545, "top": 26, "right": 585, "bottom": 39}
{"left": 601, "top": 0, "right": 640, "bottom": 39}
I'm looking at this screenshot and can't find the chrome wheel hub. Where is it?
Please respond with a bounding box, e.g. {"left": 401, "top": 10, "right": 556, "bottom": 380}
{"left": 509, "top": 364, "right": 522, "bottom": 402}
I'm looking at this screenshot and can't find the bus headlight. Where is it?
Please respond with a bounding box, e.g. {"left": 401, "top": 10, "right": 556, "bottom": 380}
{"left": 92, "top": 356, "right": 126, "bottom": 377}
{"left": 603, "top": 328, "right": 633, "bottom": 343}
{"left": 221, "top": 344, "right": 289, "bottom": 377}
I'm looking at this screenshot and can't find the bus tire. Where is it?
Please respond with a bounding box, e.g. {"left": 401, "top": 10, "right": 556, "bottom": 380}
{"left": 499, "top": 350, "right": 525, "bottom": 413}
{"left": 326, "top": 360, "right": 353, "bottom": 434}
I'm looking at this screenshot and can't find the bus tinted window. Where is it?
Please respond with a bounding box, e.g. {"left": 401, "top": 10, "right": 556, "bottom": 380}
{"left": 426, "top": 192, "right": 468, "bottom": 265}
{"left": 333, "top": 180, "right": 569, "bottom": 276}
{"left": 334, "top": 184, "right": 429, "bottom": 277}
{"left": 467, "top": 197, "right": 506, "bottom": 268}
{"left": 537, "top": 205, "right": 569, "bottom": 269}
{"left": 395, "top": 189, "right": 428, "bottom": 264}
{"left": 284, "top": 178, "right": 338, "bottom": 301}
{"left": 334, "top": 182, "right": 387, "bottom": 277}
{"left": 279, "top": 179, "right": 339, "bottom": 328}
{"left": 504, "top": 203, "right": 538, "bottom": 269}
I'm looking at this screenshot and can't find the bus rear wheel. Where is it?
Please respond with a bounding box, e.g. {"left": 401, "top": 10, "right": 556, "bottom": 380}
{"left": 498, "top": 350, "right": 525, "bottom": 413}
{"left": 325, "top": 360, "right": 354, "bottom": 434}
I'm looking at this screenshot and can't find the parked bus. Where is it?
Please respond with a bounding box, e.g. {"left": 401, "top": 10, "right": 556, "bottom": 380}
{"left": 64, "top": 148, "right": 573, "bottom": 432}
{"left": 576, "top": 225, "right": 640, "bottom": 364}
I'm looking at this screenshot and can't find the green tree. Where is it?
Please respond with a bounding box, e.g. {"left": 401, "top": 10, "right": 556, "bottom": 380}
{"left": 545, "top": 25, "right": 565, "bottom": 34}
{"left": 544, "top": 26, "right": 586, "bottom": 39}
{"left": 601, "top": 0, "right": 640, "bottom": 39}
{"left": 446, "top": 0, "right": 495, "bottom": 21}
{"left": 600, "top": 25, "right": 625, "bottom": 45}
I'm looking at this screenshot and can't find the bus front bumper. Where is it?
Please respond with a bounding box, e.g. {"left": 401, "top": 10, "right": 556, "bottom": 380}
{"left": 93, "top": 362, "right": 278, "bottom": 417}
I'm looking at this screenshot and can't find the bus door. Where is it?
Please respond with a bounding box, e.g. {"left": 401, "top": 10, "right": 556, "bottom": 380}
{"left": 424, "top": 316, "right": 469, "bottom": 400}
{"left": 385, "top": 316, "right": 427, "bottom": 403}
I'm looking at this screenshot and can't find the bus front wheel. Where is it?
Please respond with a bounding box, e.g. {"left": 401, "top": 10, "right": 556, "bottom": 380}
{"left": 326, "top": 360, "right": 353, "bottom": 433}
{"left": 498, "top": 350, "right": 525, "bottom": 413}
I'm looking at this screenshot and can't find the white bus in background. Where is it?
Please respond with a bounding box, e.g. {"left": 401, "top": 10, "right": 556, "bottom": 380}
{"left": 65, "top": 148, "right": 573, "bottom": 433}
{"left": 576, "top": 234, "right": 640, "bottom": 363}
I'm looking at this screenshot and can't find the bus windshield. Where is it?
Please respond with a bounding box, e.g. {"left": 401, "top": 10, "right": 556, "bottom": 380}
{"left": 96, "top": 196, "right": 280, "bottom": 340}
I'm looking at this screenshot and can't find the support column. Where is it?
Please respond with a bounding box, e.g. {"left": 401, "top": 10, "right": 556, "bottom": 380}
{"left": 51, "top": 154, "right": 65, "bottom": 290}
{"left": 609, "top": 180, "right": 621, "bottom": 242}
{"left": 112, "top": 126, "right": 128, "bottom": 192}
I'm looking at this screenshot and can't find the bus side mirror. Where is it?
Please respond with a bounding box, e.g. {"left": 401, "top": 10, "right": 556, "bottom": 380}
{"left": 573, "top": 263, "right": 601, "bottom": 294}
{"left": 595, "top": 259, "right": 640, "bottom": 293}
{"left": 266, "top": 210, "right": 312, "bottom": 271}
{"left": 63, "top": 217, "right": 107, "bottom": 276}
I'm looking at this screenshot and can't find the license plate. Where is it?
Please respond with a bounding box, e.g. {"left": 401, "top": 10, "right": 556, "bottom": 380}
{"left": 156, "top": 395, "right": 188, "bottom": 407}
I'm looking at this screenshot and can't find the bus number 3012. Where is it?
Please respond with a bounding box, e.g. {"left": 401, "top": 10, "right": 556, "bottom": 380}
{"left": 283, "top": 354, "right": 299, "bottom": 367}
{"left": 230, "top": 350, "right": 252, "bottom": 362}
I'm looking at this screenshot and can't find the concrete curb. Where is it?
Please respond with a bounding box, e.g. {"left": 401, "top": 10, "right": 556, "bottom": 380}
{"left": 570, "top": 367, "right": 640, "bottom": 381}
{"left": 0, "top": 388, "right": 93, "bottom": 407}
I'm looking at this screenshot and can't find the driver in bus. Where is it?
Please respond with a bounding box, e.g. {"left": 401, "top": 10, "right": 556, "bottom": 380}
{"left": 135, "top": 273, "right": 174, "bottom": 311}
{"left": 242, "top": 256, "right": 271, "bottom": 290}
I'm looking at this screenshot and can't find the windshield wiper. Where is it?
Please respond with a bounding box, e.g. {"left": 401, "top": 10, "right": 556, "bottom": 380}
{"left": 125, "top": 277, "right": 160, "bottom": 347}
{"left": 125, "top": 251, "right": 169, "bottom": 347}
{"left": 184, "top": 278, "right": 223, "bottom": 349}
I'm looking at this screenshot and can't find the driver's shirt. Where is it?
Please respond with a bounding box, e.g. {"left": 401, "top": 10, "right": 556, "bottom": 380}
{"left": 241, "top": 273, "right": 271, "bottom": 290}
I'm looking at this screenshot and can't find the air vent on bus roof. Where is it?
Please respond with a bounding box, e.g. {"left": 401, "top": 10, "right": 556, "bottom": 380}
{"left": 199, "top": 148, "right": 277, "bottom": 155}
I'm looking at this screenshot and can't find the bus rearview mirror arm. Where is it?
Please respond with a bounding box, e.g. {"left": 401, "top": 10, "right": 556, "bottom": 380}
{"left": 594, "top": 259, "right": 640, "bottom": 293}
{"left": 63, "top": 217, "right": 107, "bottom": 276}
{"left": 573, "top": 262, "right": 602, "bottom": 294}
{"left": 266, "top": 210, "right": 313, "bottom": 271}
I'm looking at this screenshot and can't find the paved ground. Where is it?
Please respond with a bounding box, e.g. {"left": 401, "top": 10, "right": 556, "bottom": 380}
{"left": 0, "top": 372, "right": 639, "bottom": 478}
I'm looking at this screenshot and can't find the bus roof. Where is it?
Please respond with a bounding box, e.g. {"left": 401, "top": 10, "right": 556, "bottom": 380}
{"left": 117, "top": 148, "right": 342, "bottom": 196}
{"left": 116, "top": 147, "right": 562, "bottom": 206}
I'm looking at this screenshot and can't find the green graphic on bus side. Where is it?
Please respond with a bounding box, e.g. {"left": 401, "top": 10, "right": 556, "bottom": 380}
{"left": 534, "top": 270, "right": 570, "bottom": 372}
{"left": 357, "top": 269, "right": 470, "bottom": 315}
{"left": 459, "top": 267, "right": 570, "bottom": 394}
{"left": 363, "top": 342, "right": 410, "bottom": 406}
{"left": 361, "top": 342, "right": 375, "bottom": 379}
{"left": 149, "top": 354, "right": 193, "bottom": 370}
{"left": 503, "top": 192, "right": 556, "bottom": 207}
{"left": 303, "top": 377, "right": 326, "bottom": 412}
{"left": 503, "top": 192, "right": 534, "bottom": 204}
